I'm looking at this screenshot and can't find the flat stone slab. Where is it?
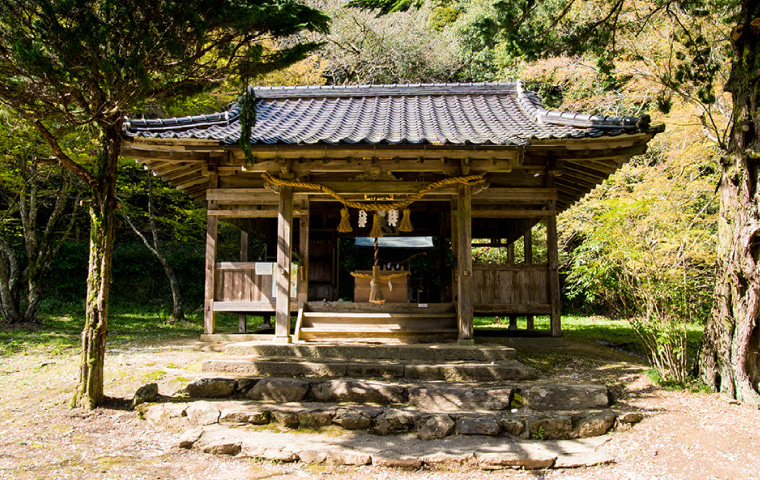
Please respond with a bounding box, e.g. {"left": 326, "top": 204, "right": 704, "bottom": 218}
{"left": 522, "top": 383, "right": 610, "bottom": 410}
{"left": 203, "top": 359, "right": 538, "bottom": 381}
{"left": 404, "top": 362, "right": 538, "bottom": 382}
{"left": 178, "top": 425, "right": 614, "bottom": 470}
{"left": 203, "top": 359, "right": 349, "bottom": 377}
{"left": 223, "top": 342, "right": 517, "bottom": 363}
{"left": 409, "top": 385, "right": 514, "bottom": 411}
{"left": 311, "top": 379, "right": 406, "bottom": 404}
{"left": 144, "top": 400, "right": 617, "bottom": 440}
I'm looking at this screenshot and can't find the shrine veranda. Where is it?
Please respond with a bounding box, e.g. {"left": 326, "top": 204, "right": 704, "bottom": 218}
{"left": 122, "top": 82, "right": 663, "bottom": 345}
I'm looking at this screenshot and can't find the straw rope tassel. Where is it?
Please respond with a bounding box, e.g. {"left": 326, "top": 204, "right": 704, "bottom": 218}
{"left": 369, "top": 212, "right": 384, "bottom": 238}
{"left": 398, "top": 208, "right": 413, "bottom": 232}
{"left": 338, "top": 208, "right": 352, "bottom": 233}
{"left": 369, "top": 237, "right": 384, "bottom": 304}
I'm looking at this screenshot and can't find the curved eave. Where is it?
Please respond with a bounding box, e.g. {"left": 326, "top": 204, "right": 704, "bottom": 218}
{"left": 121, "top": 126, "right": 661, "bottom": 208}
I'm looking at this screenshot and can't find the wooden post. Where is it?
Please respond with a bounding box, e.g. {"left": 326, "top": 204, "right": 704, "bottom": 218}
{"left": 203, "top": 172, "right": 219, "bottom": 334}
{"left": 546, "top": 174, "right": 562, "bottom": 337}
{"left": 298, "top": 197, "right": 310, "bottom": 306}
{"left": 524, "top": 228, "right": 535, "bottom": 331}
{"left": 238, "top": 229, "right": 248, "bottom": 334}
{"left": 450, "top": 198, "right": 458, "bottom": 306}
{"left": 506, "top": 242, "right": 517, "bottom": 330}
{"left": 275, "top": 185, "right": 294, "bottom": 343}
{"left": 457, "top": 184, "right": 474, "bottom": 345}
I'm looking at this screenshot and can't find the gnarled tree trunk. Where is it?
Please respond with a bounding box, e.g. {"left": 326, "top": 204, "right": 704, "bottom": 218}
{"left": 71, "top": 125, "right": 120, "bottom": 410}
{"left": 699, "top": 0, "right": 760, "bottom": 407}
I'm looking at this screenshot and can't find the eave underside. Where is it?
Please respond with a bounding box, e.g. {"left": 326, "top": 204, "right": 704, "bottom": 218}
{"left": 121, "top": 135, "right": 653, "bottom": 216}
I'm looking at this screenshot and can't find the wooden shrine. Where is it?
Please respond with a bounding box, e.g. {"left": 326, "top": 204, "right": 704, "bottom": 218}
{"left": 121, "top": 82, "right": 663, "bottom": 344}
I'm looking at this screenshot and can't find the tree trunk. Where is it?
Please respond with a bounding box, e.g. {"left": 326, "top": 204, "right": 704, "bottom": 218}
{"left": 71, "top": 126, "right": 120, "bottom": 410}
{"left": 0, "top": 237, "right": 22, "bottom": 324}
{"left": 20, "top": 162, "right": 75, "bottom": 324}
{"left": 699, "top": 1, "right": 760, "bottom": 406}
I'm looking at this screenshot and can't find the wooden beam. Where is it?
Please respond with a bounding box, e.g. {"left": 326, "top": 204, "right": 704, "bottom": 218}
{"left": 546, "top": 174, "right": 562, "bottom": 338}
{"left": 298, "top": 197, "right": 310, "bottom": 306}
{"left": 203, "top": 172, "right": 219, "bottom": 335}
{"left": 149, "top": 161, "right": 197, "bottom": 176}
{"left": 524, "top": 229, "right": 535, "bottom": 330}
{"left": 560, "top": 166, "right": 606, "bottom": 185}
{"left": 565, "top": 162, "right": 618, "bottom": 177}
{"left": 450, "top": 198, "right": 458, "bottom": 308}
{"left": 239, "top": 230, "right": 249, "bottom": 334}
{"left": 457, "top": 184, "right": 474, "bottom": 345}
{"left": 472, "top": 188, "right": 558, "bottom": 202}
{"left": 207, "top": 188, "right": 279, "bottom": 204}
{"left": 158, "top": 164, "right": 202, "bottom": 181}
{"left": 275, "top": 185, "right": 294, "bottom": 343}
{"left": 225, "top": 144, "right": 524, "bottom": 162}
{"left": 175, "top": 176, "right": 210, "bottom": 192}
{"left": 474, "top": 303, "right": 552, "bottom": 315}
{"left": 558, "top": 144, "right": 648, "bottom": 160}
{"left": 472, "top": 209, "right": 554, "bottom": 218}
{"left": 206, "top": 209, "right": 308, "bottom": 218}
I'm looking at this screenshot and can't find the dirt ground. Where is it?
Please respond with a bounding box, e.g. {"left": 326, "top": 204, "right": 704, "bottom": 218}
{"left": 1, "top": 337, "right": 759, "bottom": 480}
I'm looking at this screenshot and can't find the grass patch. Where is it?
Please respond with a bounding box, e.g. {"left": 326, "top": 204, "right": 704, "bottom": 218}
{"left": 475, "top": 314, "right": 704, "bottom": 363}
{"left": 0, "top": 304, "right": 204, "bottom": 357}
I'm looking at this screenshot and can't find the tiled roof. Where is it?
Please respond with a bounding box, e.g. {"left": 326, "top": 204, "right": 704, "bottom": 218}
{"left": 124, "top": 81, "right": 656, "bottom": 146}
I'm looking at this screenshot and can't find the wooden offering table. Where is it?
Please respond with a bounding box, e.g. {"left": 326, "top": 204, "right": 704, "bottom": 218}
{"left": 353, "top": 270, "right": 409, "bottom": 303}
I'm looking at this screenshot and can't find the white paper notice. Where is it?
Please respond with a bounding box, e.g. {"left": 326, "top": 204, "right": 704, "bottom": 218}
{"left": 255, "top": 262, "right": 273, "bottom": 275}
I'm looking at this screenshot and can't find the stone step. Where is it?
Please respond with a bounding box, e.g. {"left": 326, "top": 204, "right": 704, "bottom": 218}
{"left": 144, "top": 398, "right": 634, "bottom": 442}
{"left": 223, "top": 342, "right": 518, "bottom": 362}
{"left": 202, "top": 358, "right": 538, "bottom": 381}
{"left": 171, "top": 423, "right": 617, "bottom": 469}
{"left": 180, "top": 377, "right": 612, "bottom": 412}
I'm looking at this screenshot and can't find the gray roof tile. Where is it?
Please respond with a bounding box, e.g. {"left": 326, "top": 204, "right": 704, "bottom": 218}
{"left": 124, "top": 82, "right": 654, "bottom": 146}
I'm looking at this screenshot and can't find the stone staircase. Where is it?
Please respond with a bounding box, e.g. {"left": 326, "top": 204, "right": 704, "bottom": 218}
{"left": 294, "top": 303, "right": 459, "bottom": 343}
{"left": 138, "top": 341, "right": 644, "bottom": 470}
{"left": 202, "top": 342, "right": 537, "bottom": 381}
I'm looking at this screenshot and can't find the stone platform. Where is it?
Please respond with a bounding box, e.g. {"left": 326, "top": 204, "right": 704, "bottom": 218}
{"left": 139, "top": 341, "right": 643, "bottom": 470}
{"left": 202, "top": 341, "right": 538, "bottom": 382}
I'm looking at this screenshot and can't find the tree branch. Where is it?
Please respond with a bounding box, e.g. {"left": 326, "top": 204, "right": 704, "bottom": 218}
{"left": 32, "top": 120, "right": 97, "bottom": 187}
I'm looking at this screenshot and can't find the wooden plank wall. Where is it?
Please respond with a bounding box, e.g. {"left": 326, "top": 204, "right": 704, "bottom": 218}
{"left": 472, "top": 264, "right": 550, "bottom": 310}
{"left": 214, "top": 263, "right": 275, "bottom": 303}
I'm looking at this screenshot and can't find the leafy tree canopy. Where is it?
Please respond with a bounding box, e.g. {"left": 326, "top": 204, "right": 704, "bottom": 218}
{"left": 0, "top": 0, "right": 329, "bottom": 140}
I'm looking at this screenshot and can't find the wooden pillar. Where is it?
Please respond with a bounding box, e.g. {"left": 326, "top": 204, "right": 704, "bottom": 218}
{"left": 506, "top": 242, "right": 518, "bottom": 330}
{"left": 450, "top": 198, "right": 458, "bottom": 305}
{"left": 298, "top": 197, "right": 310, "bottom": 306}
{"left": 546, "top": 174, "right": 562, "bottom": 338}
{"left": 275, "top": 185, "right": 294, "bottom": 343}
{"left": 524, "top": 228, "right": 535, "bottom": 331}
{"left": 203, "top": 173, "right": 219, "bottom": 334}
{"left": 238, "top": 229, "right": 248, "bottom": 334}
{"left": 457, "top": 184, "right": 474, "bottom": 345}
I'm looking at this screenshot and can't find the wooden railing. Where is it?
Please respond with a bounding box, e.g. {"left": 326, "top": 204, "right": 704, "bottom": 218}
{"left": 212, "top": 262, "right": 298, "bottom": 313}
{"left": 472, "top": 263, "right": 552, "bottom": 315}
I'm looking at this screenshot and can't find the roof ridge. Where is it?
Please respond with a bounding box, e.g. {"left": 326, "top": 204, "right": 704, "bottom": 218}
{"left": 514, "top": 81, "right": 647, "bottom": 130}
{"left": 252, "top": 82, "right": 521, "bottom": 99}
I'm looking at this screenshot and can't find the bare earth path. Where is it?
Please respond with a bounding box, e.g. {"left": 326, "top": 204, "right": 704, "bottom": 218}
{"left": 1, "top": 337, "right": 758, "bottom": 480}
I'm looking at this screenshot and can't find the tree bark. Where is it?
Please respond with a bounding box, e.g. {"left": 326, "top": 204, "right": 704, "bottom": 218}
{"left": 20, "top": 162, "right": 75, "bottom": 324}
{"left": 71, "top": 125, "right": 120, "bottom": 410}
{"left": 0, "top": 236, "right": 22, "bottom": 324}
{"left": 699, "top": 0, "right": 760, "bottom": 406}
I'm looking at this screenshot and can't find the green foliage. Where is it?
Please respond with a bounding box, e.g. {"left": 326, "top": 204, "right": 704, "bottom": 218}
{"left": 559, "top": 141, "right": 718, "bottom": 383}
{"left": 0, "top": 0, "right": 330, "bottom": 127}
{"left": 239, "top": 87, "right": 257, "bottom": 166}
{"left": 315, "top": 0, "right": 462, "bottom": 85}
